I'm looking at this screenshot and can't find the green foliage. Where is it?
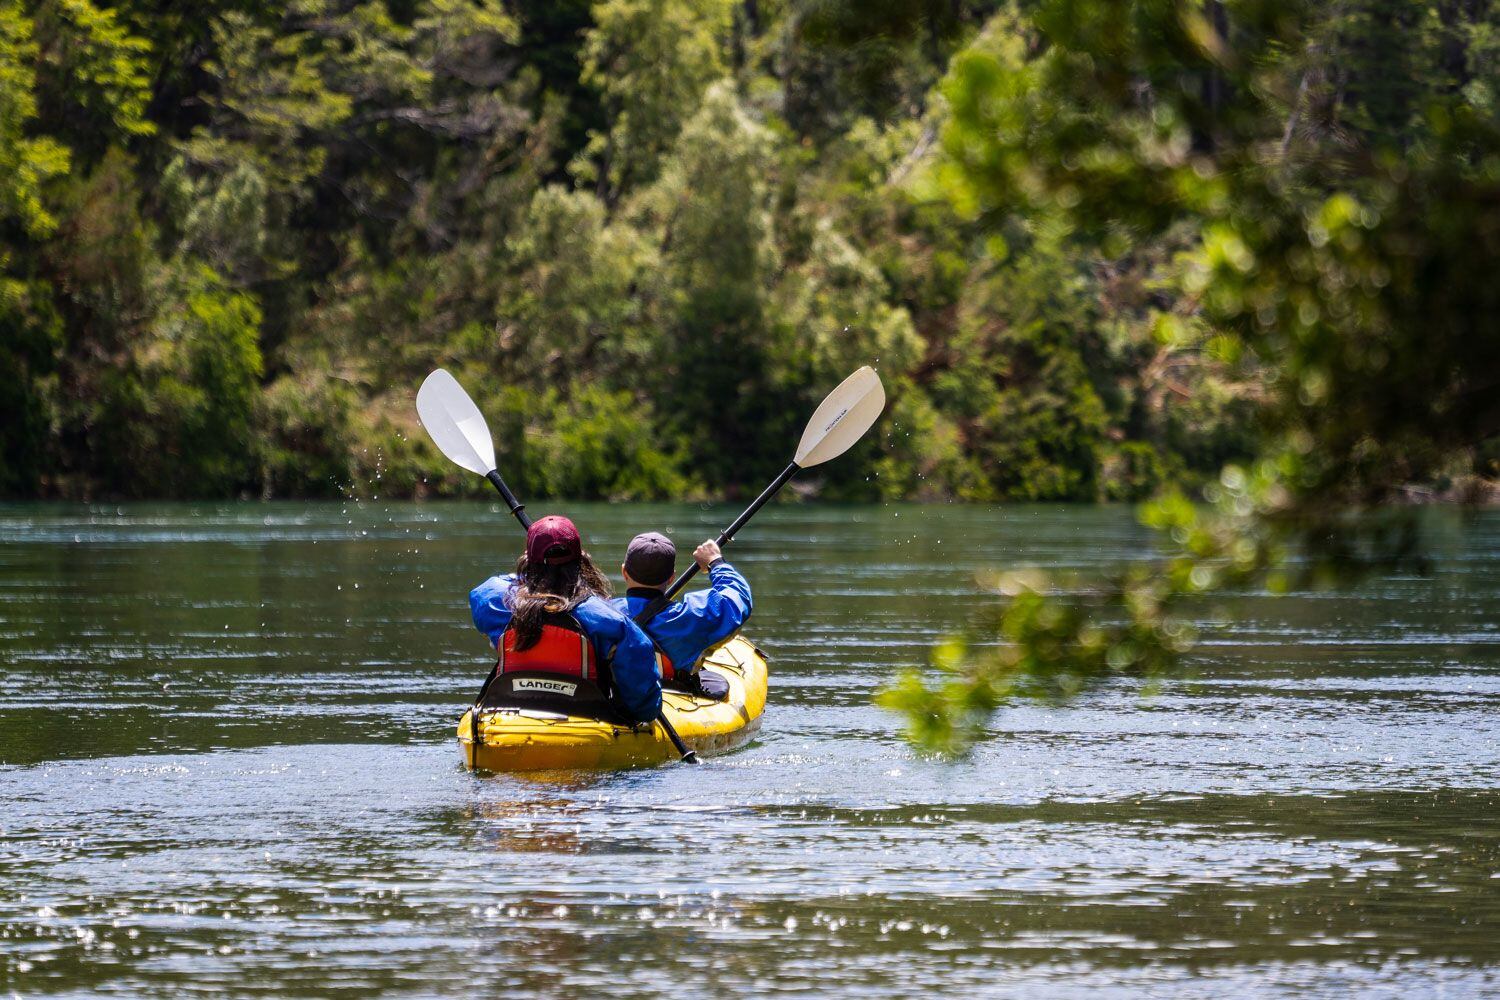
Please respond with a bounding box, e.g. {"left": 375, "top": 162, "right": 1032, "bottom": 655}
{"left": 0, "top": 3, "right": 66, "bottom": 493}
{"left": 770, "top": 221, "right": 923, "bottom": 387}
{"left": 574, "top": 0, "right": 732, "bottom": 198}
{"left": 871, "top": 386, "right": 993, "bottom": 501}
{"left": 3, "top": 0, "right": 1483, "bottom": 535}
{"left": 180, "top": 10, "right": 353, "bottom": 193}
{"left": 882, "top": 0, "right": 1500, "bottom": 754}
{"left": 783, "top": 0, "right": 993, "bottom": 139}
{"left": 160, "top": 158, "right": 270, "bottom": 285}
{"left": 880, "top": 458, "right": 1296, "bottom": 757}
{"left": 43, "top": 149, "right": 157, "bottom": 495}
{"left": 954, "top": 242, "right": 1113, "bottom": 500}
{"left": 0, "top": 3, "right": 69, "bottom": 236}
{"left": 255, "top": 374, "right": 355, "bottom": 498}
{"left": 876, "top": 635, "right": 1007, "bottom": 756}
{"left": 0, "top": 277, "right": 62, "bottom": 495}
{"left": 1100, "top": 442, "right": 1184, "bottom": 503}
{"left": 642, "top": 80, "right": 777, "bottom": 326}
{"left": 499, "top": 185, "right": 656, "bottom": 384}
{"left": 632, "top": 79, "right": 783, "bottom": 485}
{"left": 134, "top": 265, "right": 264, "bottom": 496}
{"left": 31, "top": 0, "right": 155, "bottom": 152}
{"left": 532, "top": 385, "right": 700, "bottom": 500}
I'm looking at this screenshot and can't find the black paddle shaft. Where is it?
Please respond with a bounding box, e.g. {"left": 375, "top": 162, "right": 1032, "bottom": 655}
{"left": 485, "top": 469, "right": 532, "bottom": 530}
{"left": 660, "top": 715, "right": 699, "bottom": 763}
{"left": 633, "top": 461, "right": 799, "bottom": 626}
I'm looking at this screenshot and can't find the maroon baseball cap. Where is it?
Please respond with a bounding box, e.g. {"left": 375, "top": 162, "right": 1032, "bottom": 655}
{"left": 526, "top": 515, "right": 582, "bottom": 566}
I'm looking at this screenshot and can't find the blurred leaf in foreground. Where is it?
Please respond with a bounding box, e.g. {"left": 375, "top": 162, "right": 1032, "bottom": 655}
{"left": 884, "top": 0, "right": 1500, "bottom": 753}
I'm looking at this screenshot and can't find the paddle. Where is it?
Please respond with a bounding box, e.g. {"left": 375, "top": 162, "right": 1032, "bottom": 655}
{"left": 633, "top": 365, "right": 886, "bottom": 627}
{"left": 416, "top": 368, "right": 699, "bottom": 762}
{"left": 416, "top": 369, "right": 531, "bottom": 530}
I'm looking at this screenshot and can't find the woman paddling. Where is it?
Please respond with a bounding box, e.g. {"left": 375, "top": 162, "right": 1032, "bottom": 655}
{"left": 469, "top": 515, "right": 662, "bottom": 723}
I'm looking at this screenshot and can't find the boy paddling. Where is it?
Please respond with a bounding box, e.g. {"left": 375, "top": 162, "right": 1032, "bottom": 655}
{"left": 613, "top": 532, "right": 753, "bottom": 699}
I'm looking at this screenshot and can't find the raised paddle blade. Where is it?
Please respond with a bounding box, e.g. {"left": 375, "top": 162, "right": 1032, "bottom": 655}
{"left": 792, "top": 365, "right": 886, "bottom": 468}
{"left": 416, "top": 369, "right": 497, "bottom": 476}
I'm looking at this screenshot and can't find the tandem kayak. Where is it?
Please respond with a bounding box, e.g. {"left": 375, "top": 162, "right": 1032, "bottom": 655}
{"left": 457, "top": 635, "right": 768, "bottom": 772}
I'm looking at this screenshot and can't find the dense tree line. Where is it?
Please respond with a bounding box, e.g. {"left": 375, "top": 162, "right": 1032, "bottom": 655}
{"left": 3, "top": 1, "right": 1495, "bottom": 507}
{"left": 2, "top": 0, "right": 1281, "bottom": 501}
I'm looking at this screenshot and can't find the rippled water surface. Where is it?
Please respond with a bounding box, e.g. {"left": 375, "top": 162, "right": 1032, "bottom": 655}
{"left": 3, "top": 502, "right": 1499, "bottom": 997}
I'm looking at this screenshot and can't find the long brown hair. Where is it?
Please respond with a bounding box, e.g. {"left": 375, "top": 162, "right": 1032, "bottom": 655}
{"left": 509, "top": 551, "right": 612, "bottom": 650}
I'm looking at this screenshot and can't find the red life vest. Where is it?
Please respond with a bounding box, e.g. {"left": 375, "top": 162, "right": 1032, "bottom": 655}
{"left": 496, "top": 614, "right": 679, "bottom": 683}
{"left": 496, "top": 614, "right": 596, "bottom": 681}
{"left": 652, "top": 645, "right": 679, "bottom": 684}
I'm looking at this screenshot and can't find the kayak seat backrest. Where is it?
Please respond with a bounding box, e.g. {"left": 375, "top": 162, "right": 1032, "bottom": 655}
{"left": 478, "top": 670, "right": 623, "bottom": 722}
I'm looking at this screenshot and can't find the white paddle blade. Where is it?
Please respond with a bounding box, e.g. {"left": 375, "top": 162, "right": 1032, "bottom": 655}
{"left": 416, "top": 369, "right": 497, "bottom": 476}
{"left": 793, "top": 366, "right": 886, "bottom": 468}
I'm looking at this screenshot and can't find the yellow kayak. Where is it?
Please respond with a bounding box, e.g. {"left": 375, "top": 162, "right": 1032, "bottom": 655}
{"left": 457, "top": 635, "right": 768, "bottom": 772}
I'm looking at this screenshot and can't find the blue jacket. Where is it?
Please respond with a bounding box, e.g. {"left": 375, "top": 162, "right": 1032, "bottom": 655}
{"left": 469, "top": 574, "right": 662, "bottom": 723}
{"left": 611, "top": 560, "right": 753, "bottom": 672}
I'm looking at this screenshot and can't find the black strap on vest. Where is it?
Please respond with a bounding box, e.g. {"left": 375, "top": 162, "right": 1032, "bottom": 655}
{"left": 630, "top": 587, "right": 672, "bottom": 629}
{"left": 627, "top": 587, "right": 676, "bottom": 663}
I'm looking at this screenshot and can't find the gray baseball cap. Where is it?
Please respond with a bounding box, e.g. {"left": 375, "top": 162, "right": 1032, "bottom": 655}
{"left": 624, "top": 531, "right": 676, "bottom": 587}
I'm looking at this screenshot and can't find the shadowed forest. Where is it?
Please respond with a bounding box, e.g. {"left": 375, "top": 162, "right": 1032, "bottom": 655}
{"left": 2, "top": 0, "right": 1497, "bottom": 506}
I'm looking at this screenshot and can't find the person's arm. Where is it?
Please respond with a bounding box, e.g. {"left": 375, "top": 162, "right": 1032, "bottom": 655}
{"left": 582, "top": 599, "right": 662, "bottom": 723}
{"left": 468, "top": 574, "right": 517, "bottom": 646}
{"left": 678, "top": 540, "right": 753, "bottom": 645}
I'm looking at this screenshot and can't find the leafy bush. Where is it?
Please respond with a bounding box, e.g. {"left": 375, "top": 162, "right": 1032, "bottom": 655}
{"left": 135, "top": 264, "right": 263, "bottom": 496}
{"left": 532, "top": 385, "right": 700, "bottom": 501}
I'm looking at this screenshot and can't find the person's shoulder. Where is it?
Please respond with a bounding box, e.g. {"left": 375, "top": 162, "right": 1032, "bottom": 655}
{"left": 469, "top": 574, "right": 520, "bottom": 611}
{"left": 471, "top": 573, "right": 517, "bottom": 595}
{"left": 577, "top": 594, "right": 629, "bottom": 622}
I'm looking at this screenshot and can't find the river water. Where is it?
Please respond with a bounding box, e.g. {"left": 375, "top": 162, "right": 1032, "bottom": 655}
{"left": 2, "top": 501, "right": 1498, "bottom": 996}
